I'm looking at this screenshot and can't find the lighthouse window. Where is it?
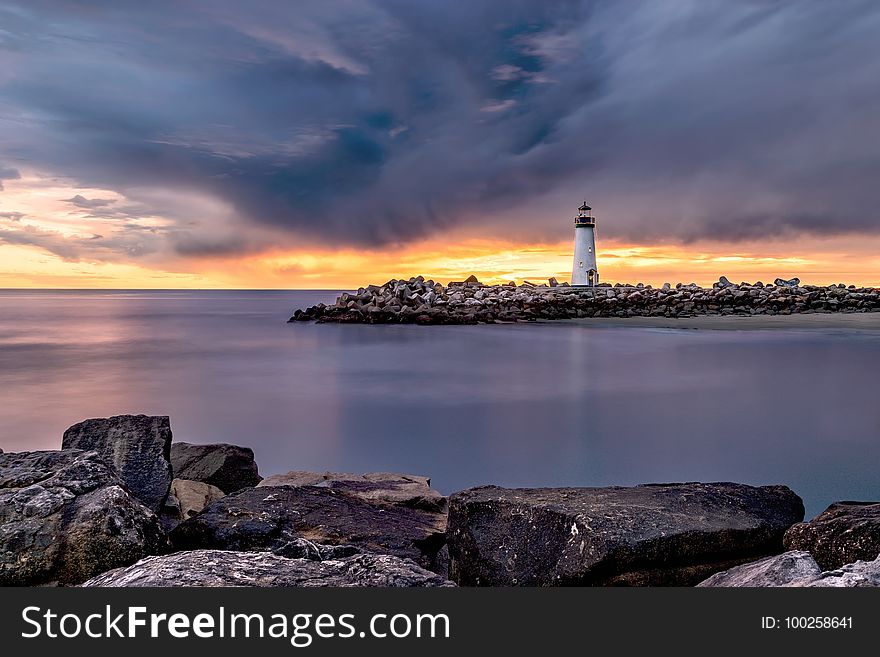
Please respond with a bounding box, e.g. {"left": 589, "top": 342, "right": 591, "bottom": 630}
{"left": 579, "top": 261, "right": 584, "bottom": 268}
{"left": 588, "top": 247, "right": 593, "bottom": 253}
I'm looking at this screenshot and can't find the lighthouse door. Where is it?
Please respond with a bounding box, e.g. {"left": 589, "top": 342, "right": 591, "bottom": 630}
{"left": 587, "top": 269, "right": 597, "bottom": 286}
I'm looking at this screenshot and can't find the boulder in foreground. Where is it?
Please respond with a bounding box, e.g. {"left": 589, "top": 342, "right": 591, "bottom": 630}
{"left": 258, "top": 471, "right": 446, "bottom": 512}
{"left": 805, "top": 556, "right": 880, "bottom": 587}
{"left": 0, "top": 450, "right": 167, "bottom": 586}
{"left": 62, "top": 414, "right": 172, "bottom": 512}
{"left": 783, "top": 501, "right": 880, "bottom": 570}
{"left": 82, "top": 549, "right": 453, "bottom": 587}
{"left": 160, "top": 478, "right": 225, "bottom": 531}
{"left": 698, "top": 551, "right": 880, "bottom": 587}
{"left": 170, "top": 442, "right": 261, "bottom": 493}
{"left": 170, "top": 485, "right": 447, "bottom": 571}
{"left": 697, "top": 551, "right": 822, "bottom": 586}
{"left": 447, "top": 482, "right": 804, "bottom": 586}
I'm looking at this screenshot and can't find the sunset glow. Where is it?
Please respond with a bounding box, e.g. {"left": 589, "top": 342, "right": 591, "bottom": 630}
{"left": 3, "top": 232, "right": 879, "bottom": 290}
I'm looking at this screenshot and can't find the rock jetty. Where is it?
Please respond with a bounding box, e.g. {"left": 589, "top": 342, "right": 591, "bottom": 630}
{"left": 289, "top": 275, "right": 880, "bottom": 324}
{"left": 2, "top": 413, "right": 879, "bottom": 587}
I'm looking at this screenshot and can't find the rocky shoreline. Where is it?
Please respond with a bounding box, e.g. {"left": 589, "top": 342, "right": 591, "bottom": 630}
{"left": 2, "top": 414, "right": 878, "bottom": 587}
{"left": 289, "top": 275, "right": 880, "bottom": 325}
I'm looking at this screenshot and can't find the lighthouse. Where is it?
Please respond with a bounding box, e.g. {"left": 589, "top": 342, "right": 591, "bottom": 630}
{"left": 571, "top": 200, "right": 598, "bottom": 286}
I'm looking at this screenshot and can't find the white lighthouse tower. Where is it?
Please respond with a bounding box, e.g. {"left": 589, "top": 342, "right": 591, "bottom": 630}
{"left": 571, "top": 200, "right": 598, "bottom": 286}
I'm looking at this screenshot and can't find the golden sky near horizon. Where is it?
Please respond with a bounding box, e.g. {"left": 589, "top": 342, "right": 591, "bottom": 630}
{"left": 1, "top": 173, "right": 879, "bottom": 289}
{"left": 4, "top": 233, "right": 880, "bottom": 290}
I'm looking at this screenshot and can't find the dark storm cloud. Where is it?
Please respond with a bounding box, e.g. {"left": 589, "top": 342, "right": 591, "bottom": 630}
{"left": 0, "top": 0, "right": 879, "bottom": 256}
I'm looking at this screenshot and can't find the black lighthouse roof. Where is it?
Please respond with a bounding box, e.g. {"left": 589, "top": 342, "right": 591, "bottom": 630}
{"left": 578, "top": 201, "right": 592, "bottom": 212}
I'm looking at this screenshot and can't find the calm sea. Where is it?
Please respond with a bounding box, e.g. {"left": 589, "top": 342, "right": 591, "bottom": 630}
{"left": 0, "top": 289, "right": 877, "bottom": 518}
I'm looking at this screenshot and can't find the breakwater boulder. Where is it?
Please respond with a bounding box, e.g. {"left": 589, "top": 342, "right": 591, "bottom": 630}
{"left": 698, "top": 551, "right": 880, "bottom": 587}
{"left": 783, "top": 501, "right": 880, "bottom": 570}
{"left": 0, "top": 449, "right": 167, "bottom": 586}
{"left": 169, "top": 484, "right": 447, "bottom": 572}
{"left": 258, "top": 471, "right": 446, "bottom": 513}
{"left": 62, "top": 414, "right": 173, "bottom": 512}
{"left": 160, "top": 478, "right": 226, "bottom": 531}
{"left": 696, "top": 551, "right": 822, "bottom": 586}
{"left": 446, "top": 483, "right": 804, "bottom": 586}
{"left": 170, "top": 442, "right": 262, "bottom": 493}
{"left": 805, "top": 556, "right": 880, "bottom": 586}
{"left": 5, "top": 412, "right": 878, "bottom": 587}
{"left": 81, "top": 549, "right": 453, "bottom": 587}
{"left": 289, "top": 276, "right": 880, "bottom": 324}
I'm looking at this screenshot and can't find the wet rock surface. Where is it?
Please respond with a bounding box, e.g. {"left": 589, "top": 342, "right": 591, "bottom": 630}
{"left": 62, "top": 414, "right": 173, "bottom": 512}
{"left": 170, "top": 442, "right": 262, "bottom": 493}
{"left": 447, "top": 483, "right": 805, "bottom": 586}
{"left": 170, "top": 485, "right": 447, "bottom": 572}
{"left": 82, "top": 549, "right": 453, "bottom": 587}
{"left": 0, "top": 449, "right": 167, "bottom": 585}
{"left": 783, "top": 501, "right": 880, "bottom": 570}
{"left": 290, "top": 276, "right": 880, "bottom": 325}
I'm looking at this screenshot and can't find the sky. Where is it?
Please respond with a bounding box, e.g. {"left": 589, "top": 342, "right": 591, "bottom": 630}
{"left": 1, "top": 0, "right": 880, "bottom": 288}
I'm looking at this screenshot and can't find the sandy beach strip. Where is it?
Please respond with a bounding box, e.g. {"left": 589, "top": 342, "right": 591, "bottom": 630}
{"left": 563, "top": 313, "right": 880, "bottom": 331}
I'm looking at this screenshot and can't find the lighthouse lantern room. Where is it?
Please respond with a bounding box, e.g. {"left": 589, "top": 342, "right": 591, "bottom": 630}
{"left": 571, "top": 200, "right": 598, "bottom": 286}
